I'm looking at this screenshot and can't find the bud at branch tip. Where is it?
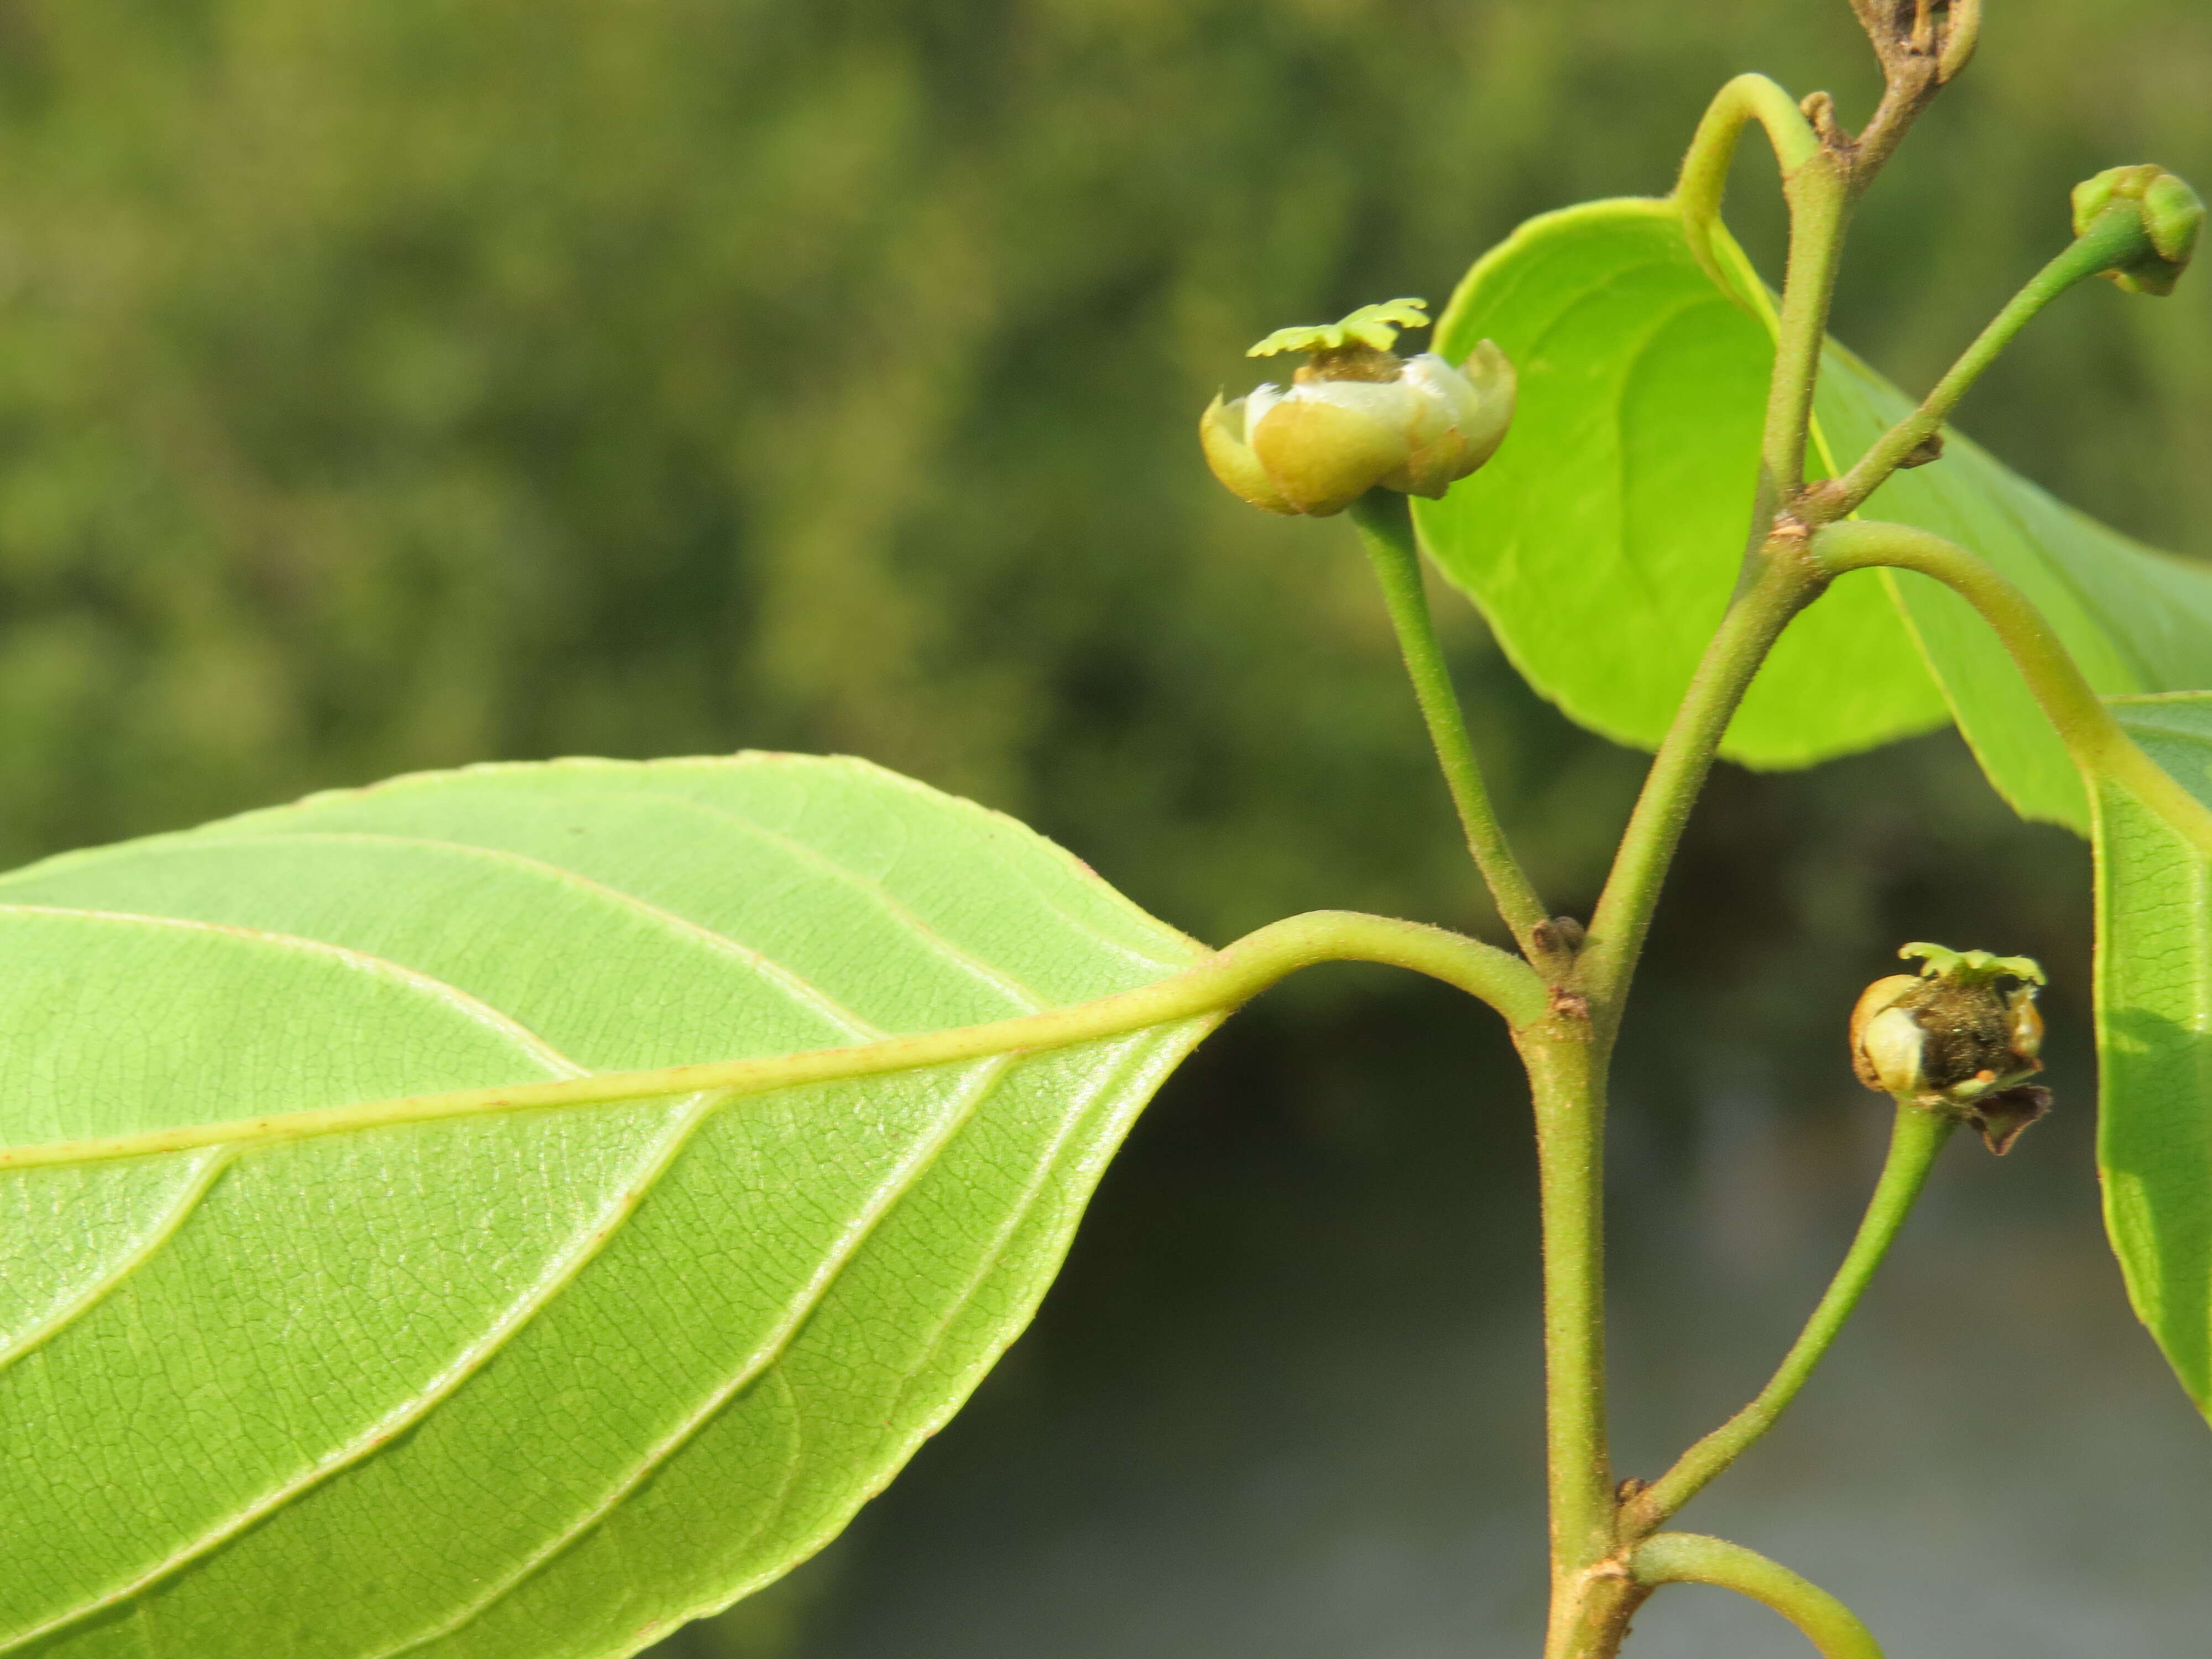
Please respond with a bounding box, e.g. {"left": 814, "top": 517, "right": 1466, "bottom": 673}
{"left": 2072, "top": 164, "right": 2203, "bottom": 298}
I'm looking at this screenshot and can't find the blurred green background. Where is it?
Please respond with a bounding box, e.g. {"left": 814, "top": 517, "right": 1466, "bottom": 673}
{"left": 2, "top": 1, "right": 2208, "bottom": 1654}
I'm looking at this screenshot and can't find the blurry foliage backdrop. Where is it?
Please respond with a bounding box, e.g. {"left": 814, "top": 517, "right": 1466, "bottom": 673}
{"left": 0, "top": 1, "right": 2208, "bottom": 1654}
{"left": 1, "top": 0, "right": 2201, "bottom": 947}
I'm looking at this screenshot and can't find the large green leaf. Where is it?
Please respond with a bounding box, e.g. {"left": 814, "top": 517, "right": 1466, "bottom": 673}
{"left": 1817, "top": 357, "right": 2212, "bottom": 830}
{"left": 1412, "top": 197, "right": 1949, "bottom": 769}
{"left": 2095, "top": 695, "right": 2212, "bottom": 1416}
{"left": 1415, "top": 198, "right": 2212, "bottom": 826}
{"left": 0, "top": 754, "right": 1214, "bottom": 1658}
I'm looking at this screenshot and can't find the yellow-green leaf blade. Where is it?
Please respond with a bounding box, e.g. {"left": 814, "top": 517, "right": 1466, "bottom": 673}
{"left": 2098, "top": 696, "right": 2212, "bottom": 1416}
{"left": 1413, "top": 197, "right": 1949, "bottom": 769}
{"left": 1416, "top": 197, "right": 2212, "bottom": 828}
{"left": 1817, "top": 354, "right": 2212, "bottom": 830}
{"left": 0, "top": 753, "right": 1213, "bottom": 1659}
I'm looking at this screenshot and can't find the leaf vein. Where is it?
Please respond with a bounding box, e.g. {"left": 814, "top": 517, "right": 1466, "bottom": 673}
{"left": 514, "top": 784, "right": 1059, "bottom": 1014}
{"left": 0, "top": 905, "right": 587, "bottom": 1084}
{"left": 0, "top": 1149, "right": 234, "bottom": 1375}
{"left": 363, "top": 1054, "right": 1021, "bottom": 1658}
{"left": 153, "top": 831, "right": 885, "bottom": 1042}
{"left": 0, "top": 1091, "right": 727, "bottom": 1651}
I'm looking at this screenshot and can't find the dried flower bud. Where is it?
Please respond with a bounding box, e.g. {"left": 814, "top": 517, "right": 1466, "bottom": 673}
{"left": 1854, "top": 0, "right": 1980, "bottom": 82}
{"left": 1201, "top": 300, "right": 1516, "bottom": 517}
{"left": 2071, "top": 164, "right": 2204, "bottom": 297}
{"left": 1849, "top": 942, "right": 2050, "bottom": 1154}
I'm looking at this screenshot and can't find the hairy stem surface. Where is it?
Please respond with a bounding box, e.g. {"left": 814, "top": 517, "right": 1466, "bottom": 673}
{"left": 1584, "top": 80, "right": 1860, "bottom": 1027}
{"left": 1524, "top": 1029, "right": 1616, "bottom": 1625}
{"left": 1531, "top": 70, "right": 1871, "bottom": 1658}
{"left": 1349, "top": 491, "right": 1552, "bottom": 953}
{"left": 1761, "top": 154, "right": 1853, "bottom": 508}
{"left": 1580, "top": 551, "right": 1820, "bottom": 1026}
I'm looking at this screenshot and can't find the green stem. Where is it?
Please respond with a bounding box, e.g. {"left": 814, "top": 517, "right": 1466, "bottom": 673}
{"left": 1580, "top": 551, "right": 1820, "bottom": 1024}
{"left": 1632, "top": 1533, "right": 1886, "bottom": 1659}
{"left": 1669, "top": 73, "right": 1851, "bottom": 510}
{"left": 1581, "top": 90, "right": 1861, "bottom": 1026}
{"left": 1348, "top": 491, "right": 1552, "bottom": 953}
{"left": 1531, "top": 125, "right": 1850, "bottom": 1619}
{"left": 1760, "top": 154, "right": 1853, "bottom": 508}
{"left": 1627, "top": 1103, "right": 1954, "bottom": 1531}
{"left": 1525, "top": 1030, "right": 1616, "bottom": 1612}
{"left": 1820, "top": 206, "right": 2160, "bottom": 519}
{"left": 0, "top": 907, "right": 1547, "bottom": 1172}
{"left": 1673, "top": 74, "right": 1822, "bottom": 304}
{"left": 1810, "top": 519, "right": 2212, "bottom": 857}
{"left": 1345, "top": 486, "right": 1615, "bottom": 1611}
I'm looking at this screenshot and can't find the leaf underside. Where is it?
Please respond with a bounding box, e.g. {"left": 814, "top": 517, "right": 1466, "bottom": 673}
{"left": 0, "top": 754, "right": 1214, "bottom": 1659}
{"left": 2096, "top": 696, "right": 2212, "bottom": 1418}
{"left": 1415, "top": 197, "right": 2212, "bottom": 830}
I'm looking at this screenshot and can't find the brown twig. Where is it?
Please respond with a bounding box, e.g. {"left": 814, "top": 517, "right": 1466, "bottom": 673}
{"left": 1840, "top": 0, "right": 1980, "bottom": 194}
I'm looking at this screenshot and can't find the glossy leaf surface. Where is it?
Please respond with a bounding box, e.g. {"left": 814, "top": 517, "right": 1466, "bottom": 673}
{"left": 2096, "top": 696, "right": 2212, "bottom": 1417}
{"left": 1416, "top": 198, "right": 2212, "bottom": 825}
{"left": 1819, "top": 361, "right": 2212, "bottom": 830}
{"left": 0, "top": 755, "right": 1214, "bottom": 1658}
{"left": 1413, "top": 197, "right": 1948, "bottom": 769}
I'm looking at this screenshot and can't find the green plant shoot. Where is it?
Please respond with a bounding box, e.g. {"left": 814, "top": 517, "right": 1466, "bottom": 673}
{"left": 3, "top": 3, "right": 2210, "bottom": 1657}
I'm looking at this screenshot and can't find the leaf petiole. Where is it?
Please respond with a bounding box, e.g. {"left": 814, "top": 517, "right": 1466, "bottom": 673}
{"left": 1672, "top": 74, "right": 1823, "bottom": 304}
{"left": 1631, "top": 1532, "right": 1886, "bottom": 1658}
{"left": 1811, "top": 518, "right": 2212, "bottom": 857}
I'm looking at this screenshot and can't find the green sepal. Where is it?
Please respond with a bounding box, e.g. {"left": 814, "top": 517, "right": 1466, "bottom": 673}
{"left": 1248, "top": 298, "right": 1431, "bottom": 358}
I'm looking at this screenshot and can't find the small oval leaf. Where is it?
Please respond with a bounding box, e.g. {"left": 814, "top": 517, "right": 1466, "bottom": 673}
{"left": 0, "top": 754, "right": 1215, "bottom": 1658}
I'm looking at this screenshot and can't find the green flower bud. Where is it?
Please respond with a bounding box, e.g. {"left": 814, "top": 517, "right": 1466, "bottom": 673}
{"left": 2071, "top": 164, "right": 2204, "bottom": 296}
{"left": 1200, "top": 300, "right": 1516, "bottom": 518}
{"left": 1849, "top": 942, "right": 2049, "bottom": 1154}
